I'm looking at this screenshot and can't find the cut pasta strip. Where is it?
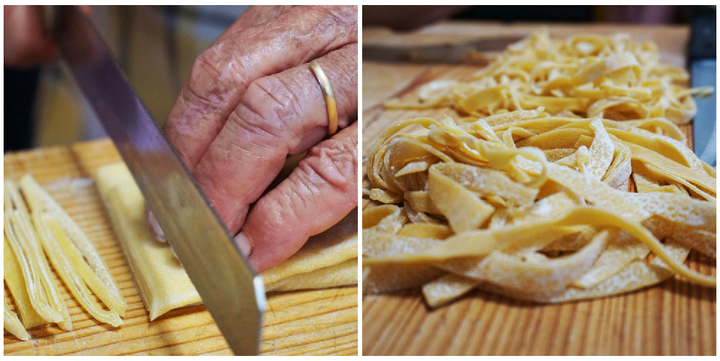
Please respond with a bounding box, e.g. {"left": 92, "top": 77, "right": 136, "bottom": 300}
{"left": 478, "top": 240, "right": 691, "bottom": 303}
{"left": 33, "top": 216, "right": 123, "bottom": 326}
{"left": 363, "top": 264, "right": 443, "bottom": 295}
{"left": 4, "top": 235, "right": 46, "bottom": 330}
{"left": 422, "top": 274, "right": 477, "bottom": 308}
{"left": 428, "top": 167, "right": 494, "bottom": 233}
{"left": 19, "top": 175, "right": 126, "bottom": 321}
{"left": 4, "top": 294, "right": 30, "bottom": 341}
{"left": 4, "top": 181, "right": 70, "bottom": 330}
{"left": 479, "top": 229, "right": 609, "bottom": 295}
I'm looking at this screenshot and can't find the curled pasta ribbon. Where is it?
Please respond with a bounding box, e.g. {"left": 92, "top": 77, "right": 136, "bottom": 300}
{"left": 363, "top": 109, "right": 715, "bottom": 306}
{"left": 385, "top": 32, "right": 712, "bottom": 124}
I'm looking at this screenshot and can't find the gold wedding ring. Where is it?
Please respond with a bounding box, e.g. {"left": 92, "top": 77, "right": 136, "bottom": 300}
{"left": 309, "top": 60, "right": 338, "bottom": 136}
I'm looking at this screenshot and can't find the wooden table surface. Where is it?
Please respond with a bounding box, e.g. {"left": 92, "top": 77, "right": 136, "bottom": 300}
{"left": 361, "top": 22, "right": 715, "bottom": 356}
{"left": 4, "top": 139, "right": 358, "bottom": 356}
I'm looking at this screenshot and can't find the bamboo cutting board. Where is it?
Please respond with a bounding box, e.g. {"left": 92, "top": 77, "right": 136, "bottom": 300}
{"left": 362, "top": 22, "right": 716, "bottom": 356}
{"left": 3, "top": 139, "right": 357, "bottom": 356}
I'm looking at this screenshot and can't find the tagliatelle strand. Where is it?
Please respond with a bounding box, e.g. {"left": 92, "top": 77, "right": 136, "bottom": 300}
{"left": 365, "top": 206, "right": 714, "bottom": 287}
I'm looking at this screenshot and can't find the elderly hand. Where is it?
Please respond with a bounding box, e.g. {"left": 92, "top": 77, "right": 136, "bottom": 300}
{"left": 152, "top": 5, "right": 358, "bottom": 272}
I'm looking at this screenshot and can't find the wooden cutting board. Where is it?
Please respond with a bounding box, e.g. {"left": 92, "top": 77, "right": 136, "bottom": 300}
{"left": 362, "top": 22, "right": 716, "bottom": 356}
{"left": 3, "top": 139, "right": 357, "bottom": 356}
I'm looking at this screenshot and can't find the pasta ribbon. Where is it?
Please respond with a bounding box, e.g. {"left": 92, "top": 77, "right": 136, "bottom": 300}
{"left": 363, "top": 108, "right": 715, "bottom": 306}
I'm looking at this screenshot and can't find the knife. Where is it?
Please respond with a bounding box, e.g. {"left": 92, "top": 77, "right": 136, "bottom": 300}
{"left": 689, "top": 10, "right": 716, "bottom": 166}
{"left": 363, "top": 35, "right": 523, "bottom": 63}
{"left": 51, "top": 6, "right": 266, "bottom": 355}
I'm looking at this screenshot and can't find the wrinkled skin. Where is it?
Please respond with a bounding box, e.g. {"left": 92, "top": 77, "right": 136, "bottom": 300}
{"left": 158, "top": 5, "right": 358, "bottom": 272}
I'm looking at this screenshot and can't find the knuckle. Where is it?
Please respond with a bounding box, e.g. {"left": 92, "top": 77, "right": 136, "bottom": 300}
{"left": 187, "top": 51, "right": 223, "bottom": 104}
{"left": 215, "top": 114, "right": 280, "bottom": 165}
{"left": 184, "top": 46, "right": 244, "bottom": 111}
{"left": 300, "top": 136, "right": 358, "bottom": 194}
{"left": 239, "top": 75, "right": 305, "bottom": 144}
{"left": 307, "top": 5, "right": 357, "bottom": 33}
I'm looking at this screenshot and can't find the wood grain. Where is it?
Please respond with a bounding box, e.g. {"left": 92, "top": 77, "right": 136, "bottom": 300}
{"left": 361, "top": 22, "right": 715, "bottom": 356}
{"left": 3, "top": 139, "right": 358, "bottom": 356}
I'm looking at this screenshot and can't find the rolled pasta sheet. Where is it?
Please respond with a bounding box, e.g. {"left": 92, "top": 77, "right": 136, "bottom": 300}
{"left": 96, "top": 163, "right": 201, "bottom": 321}
{"left": 260, "top": 208, "right": 358, "bottom": 286}
{"left": 363, "top": 109, "right": 715, "bottom": 307}
{"left": 265, "top": 258, "right": 358, "bottom": 292}
{"left": 96, "top": 162, "right": 359, "bottom": 319}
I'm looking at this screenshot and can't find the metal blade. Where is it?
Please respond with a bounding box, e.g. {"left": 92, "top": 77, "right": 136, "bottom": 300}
{"left": 53, "top": 6, "right": 265, "bottom": 355}
{"left": 363, "top": 36, "right": 522, "bottom": 63}
{"left": 691, "top": 60, "right": 716, "bottom": 166}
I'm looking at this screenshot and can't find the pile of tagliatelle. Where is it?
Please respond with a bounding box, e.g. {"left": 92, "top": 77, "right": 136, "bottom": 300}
{"left": 363, "top": 33, "right": 716, "bottom": 308}
{"left": 385, "top": 31, "right": 712, "bottom": 124}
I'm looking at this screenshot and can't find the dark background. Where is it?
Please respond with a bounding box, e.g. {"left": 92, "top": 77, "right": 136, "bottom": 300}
{"left": 364, "top": 5, "right": 716, "bottom": 31}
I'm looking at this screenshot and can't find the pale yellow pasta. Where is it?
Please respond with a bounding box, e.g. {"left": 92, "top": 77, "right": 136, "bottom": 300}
{"left": 386, "top": 32, "right": 712, "bottom": 124}
{"left": 95, "top": 162, "right": 357, "bottom": 320}
{"left": 363, "top": 108, "right": 715, "bottom": 306}
{"left": 4, "top": 294, "right": 30, "bottom": 341}
{"left": 4, "top": 181, "right": 70, "bottom": 330}
{"left": 20, "top": 175, "right": 126, "bottom": 325}
{"left": 4, "top": 235, "right": 46, "bottom": 330}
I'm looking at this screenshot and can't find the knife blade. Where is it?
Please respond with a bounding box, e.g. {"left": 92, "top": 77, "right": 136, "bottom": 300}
{"left": 52, "top": 6, "right": 265, "bottom": 355}
{"left": 689, "top": 11, "right": 716, "bottom": 166}
{"left": 363, "top": 35, "right": 523, "bottom": 63}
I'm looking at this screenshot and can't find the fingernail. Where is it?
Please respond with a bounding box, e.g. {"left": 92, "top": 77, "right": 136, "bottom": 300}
{"left": 147, "top": 211, "right": 167, "bottom": 242}
{"left": 234, "top": 231, "right": 254, "bottom": 257}
{"left": 170, "top": 245, "right": 180, "bottom": 261}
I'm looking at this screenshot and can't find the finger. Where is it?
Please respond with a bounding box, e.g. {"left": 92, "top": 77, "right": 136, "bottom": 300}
{"left": 237, "top": 122, "right": 358, "bottom": 272}
{"left": 4, "top": 5, "right": 58, "bottom": 68}
{"left": 211, "top": 6, "right": 294, "bottom": 46}
{"left": 147, "top": 209, "right": 166, "bottom": 242}
{"left": 192, "top": 43, "right": 357, "bottom": 235}
{"left": 148, "top": 43, "right": 357, "bottom": 242}
{"left": 162, "top": 5, "right": 357, "bottom": 169}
